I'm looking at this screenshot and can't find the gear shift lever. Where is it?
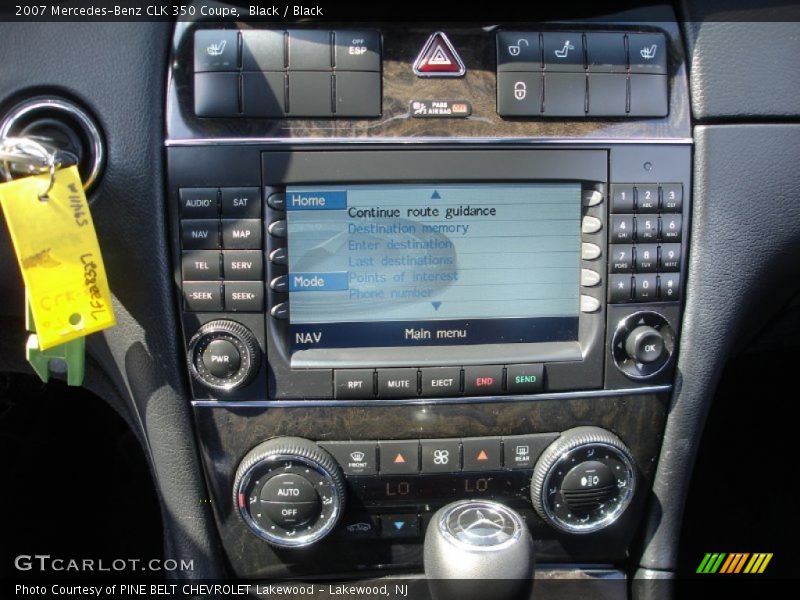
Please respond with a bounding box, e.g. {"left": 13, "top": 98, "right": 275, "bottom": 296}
{"left": 424, "top": 500, "right": 534, "bottom": 600}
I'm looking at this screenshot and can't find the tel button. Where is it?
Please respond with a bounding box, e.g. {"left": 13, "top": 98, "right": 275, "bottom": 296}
{"left": 463, "top": 365, "right": 504, "bottom": 396}
{"left": 506, "top": 363, "right": 544, "bottom": 394}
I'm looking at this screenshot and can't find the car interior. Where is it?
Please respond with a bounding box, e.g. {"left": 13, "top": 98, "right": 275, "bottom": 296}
{"left": 1, "top": 0, "right": 798, "bottom": 598}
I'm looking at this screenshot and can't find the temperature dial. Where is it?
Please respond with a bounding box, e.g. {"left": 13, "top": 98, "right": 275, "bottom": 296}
{"left": 531, "top": 427, "right": 636, "bottom": 534}
{"left": 233, "top": 437, "right": 345, "bottom": 548}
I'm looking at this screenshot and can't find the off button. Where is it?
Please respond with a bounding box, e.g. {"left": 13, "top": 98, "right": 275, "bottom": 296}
{"left": 506, "top": 364, "right": 544, "bottom": 394}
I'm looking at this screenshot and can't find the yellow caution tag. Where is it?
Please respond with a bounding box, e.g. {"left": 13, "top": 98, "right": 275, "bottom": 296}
{"left": 0, "top": 166, "right": 115, "bottom": 350}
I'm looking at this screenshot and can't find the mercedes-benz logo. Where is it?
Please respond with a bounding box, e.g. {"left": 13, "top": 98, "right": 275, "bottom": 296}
{"left": 444, "top": 502, "right": 520, "bottom": 547}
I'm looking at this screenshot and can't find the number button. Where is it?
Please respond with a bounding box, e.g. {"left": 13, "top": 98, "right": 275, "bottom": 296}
{"left": 634, "top": 274, "right": 658, "bottom": 301}
{"left": 636, "top": 185, "right": 659, "bottom": 213}
{"left": 609, "top": 244, "right": 634, "bottom": 273}
{"left": 610, "top": 184, "right": 635, "bottom": 213}
{"left": 635, "top": 244, "right": 659, "bottom": 272}
{"left": 659, "top": 273, "right": 681, "bottom": 301}
{"left": 636, "top": 215, "right": 658, "bottom": 241}
{"left": 659, "top": 243, "right": 681, "bottom": 271}
{"left": 660, "top": 184, "right": 683, "bottom": 213}
{"left": 611, "top": 215, "right": 634, "bottom": 243}
{"left": 661, "top": 215, "right": 682, "bottom": 242}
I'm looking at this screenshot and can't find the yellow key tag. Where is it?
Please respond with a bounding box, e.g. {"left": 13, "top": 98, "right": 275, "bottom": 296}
{"left": 0, "top": 165, "right": 116, "bottom": 350}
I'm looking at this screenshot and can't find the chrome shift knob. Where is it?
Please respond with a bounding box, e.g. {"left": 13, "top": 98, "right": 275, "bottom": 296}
{"left": 424, "top": 500, "right": 534, "bottom": 600}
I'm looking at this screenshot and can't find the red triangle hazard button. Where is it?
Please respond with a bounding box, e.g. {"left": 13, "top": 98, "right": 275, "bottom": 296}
{"left": 413, "top": 32, "right": 465, "bottom": 77}
{"left": 393, "top": 453, "right": 406, "bottom": 464}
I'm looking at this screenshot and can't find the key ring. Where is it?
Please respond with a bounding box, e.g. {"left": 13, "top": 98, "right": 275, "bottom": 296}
{"left": 0, "top": 136, "right": 77, "bottom": 200}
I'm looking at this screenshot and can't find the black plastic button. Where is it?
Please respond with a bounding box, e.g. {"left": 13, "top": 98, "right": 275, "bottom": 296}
{"left": 182, "top": 251, "right": 221, "bottom": 280}
{"left": 627, "top": 33, "right": 667, "bottom": 75}
{"left": 496, "top": 32, "right": 541, "bottom": 71}
{"left": 270, "top": 275, "right": 288, "bottom": 292}
{"left": 194, "top": 30, "right": 240, "bottom": 72}
{"left": 659, "top": 273, "right": 681, "bottom": 301}
{"left": 587, "top": 73, "right": 627, "bottom": 116}
{"left": 223, "top": 250, "right": 263, "bottom": 281}
{"left": 179, "top": 188, "right": 218, "bottom": 218}
{"left": 334, "top": 30, "right": 381, "bottom": 71}
{"left": 221, "top": 187, "right": 261, "bottom": 218}
{"left": 610, "top": 214, "right": 634, "bottom": 243}
{"left": 420, "top": 367, "right": 462, "bottom": 397}
{"left": 502, "top": 433, "right": 559, "bottom": 469}
{"left": 463, "top": 365, "right": 504, "bottom": 396}
{"left": 660, "top": 184, "right": 683, "bottom": 212}
{"left": 505, "top": 364, "right": 544, "bottom": 394}
{"left": 625, "top": 326, "right": 665, "bottom": 364}
{"left": 268, "top": 220, "right": 287, "bottom": 238}
{"left": 270, "top": 302, "right": 289, "bottom": 319}
{"left": 378, "top": 368, "right": 419, "bottom": 398}
{"left": 660, "top": 214, "right": 682, "bottom": 242}
{"left": 201, "top": 339, "right": 241, "bottom": 378}
{"left": 609, "top": 274, "right": 633, "bottom": 303}
{"left": 585, "top": 32, "right": 627, "bottom": 72}
{"left": 334, "top": 369, "right": 375, "bottom": 399}
{"left": 320, "top": 441, "right": 378, "bottom": 475}
{"left": 335, "top": 71, "right": 381, "bottom": 117}
{"left": 497, "top": 72, "right": 542, "bottom": 116}
{"left": 181, "top": 219, "right": 220, "bottom": 250}
{"left": 634, "top": 273, "right": 658, "bottom": 301}
{"left": 543, "top": 73, "right": 586, "bottom": 116}
{"left": 261, "top": 473, "right": 318, "bottom": 503}
{"left": 659, "top": 243, "right": 681, "bottom": 271}
{"left": 288, "top": 30, "right": 332, "bottom": 70}
{"left": 636, "top": 184, "right": 660, "bottom": 213}
{"left": 224, "top": 281, "right": 264, "bottom": 312}
{"left": 183, "top": 282, "right": 223, "bottom": 311}
{"left": 636, "top": 215, "right": 659, "bottom": 242}
{"left": 242, "top": 72, "right": 286, "bottom": 118}
{"left": 262, "top": 500, "right": 319, "bottom": 528}
{"left": 380, "top": 514, "right": 419, "bottom": 539}
{"left": 635, "top": 244, "right": 659, "bottom": 272}
{"left": 288, "top": 72, "right": 334, "bottom": 117}
{"left": 462, "top": 437, "right": 503, "bottom": 471}
{"left": 194, "top": 73, "right": 239, "bottom": 117}
{"left": 609, "top": 244, "right": 634, "bottom": 273}
{"left": 222, "top": 219, "right": 262, "bottom": 249}
{"left": 610, "top": 184, "right": 635, "bottom": 213}
{"left": 269, "top": 247, "right": 288, "bottom": 265}
{"left": 629, "top": 74, "right": 668, "bottom": 117}
{"left": 421, "top": 439, "right": 462, "bottom": 473}
{"left": 542, "top": 32, "right": 584, "bottom": 71}
{"left": 338, "top": 515, "right": 380, "bottom": 539}
{"left": 267, "top": 193, "right": 286, "bottom": 210}
{"left": 378, "top": 441, "right": 420, "bottom": 475}
{"left": 242, "top": 29, "right": 285, "bottom": 71}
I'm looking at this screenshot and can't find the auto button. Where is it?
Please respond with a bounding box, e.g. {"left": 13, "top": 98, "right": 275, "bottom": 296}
{"left": 260, "top": 473, "right": 321, "bottom": 528}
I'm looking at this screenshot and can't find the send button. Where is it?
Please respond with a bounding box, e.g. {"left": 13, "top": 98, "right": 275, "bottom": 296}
{"left": 289, "top": 272, "right": 349, "bottom": 292}
{"left": 506, "top": 364, "right": 544, "bottom": 394}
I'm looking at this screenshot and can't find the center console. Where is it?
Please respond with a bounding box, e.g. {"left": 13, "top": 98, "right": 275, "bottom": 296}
{"left": 166, "top": 3, "right": 690, "bottom": 581}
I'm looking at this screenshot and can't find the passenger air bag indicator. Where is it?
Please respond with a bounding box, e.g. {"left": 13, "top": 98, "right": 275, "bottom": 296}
{"left": 410, "top": 100, "right": 472, "bottom": 118}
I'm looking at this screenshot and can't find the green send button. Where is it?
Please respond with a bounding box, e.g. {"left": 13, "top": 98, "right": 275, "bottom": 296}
{"left": 507, "top": 364, "right": 544, "bottom": 394}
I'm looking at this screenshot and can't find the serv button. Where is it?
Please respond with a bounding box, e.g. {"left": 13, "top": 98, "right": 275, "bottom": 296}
{"left": 506, "top": 364, "right": 544, "bottom": 394}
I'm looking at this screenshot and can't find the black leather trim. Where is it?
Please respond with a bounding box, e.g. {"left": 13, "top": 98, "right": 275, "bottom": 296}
{"left": 680, "top": 0, "right": 800, "bottom": 119}
{"left": 638, "top": 124, "right": 800, "bottom": 571}
{"left": 0, "top": 23, "right": 223, "bottom": 578}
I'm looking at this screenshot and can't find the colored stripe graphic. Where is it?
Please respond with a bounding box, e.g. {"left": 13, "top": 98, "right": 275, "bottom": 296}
{"left": 697, "top": 552, "right": 773, "bottom": 574}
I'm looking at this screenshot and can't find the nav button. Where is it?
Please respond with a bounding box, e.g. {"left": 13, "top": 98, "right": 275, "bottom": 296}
{"left": 334, "top": 369, "right": 375, "bottom": 399}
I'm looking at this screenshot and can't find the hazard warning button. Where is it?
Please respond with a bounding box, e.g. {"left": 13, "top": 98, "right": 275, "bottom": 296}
{"left": 413, "top": 32, "right": 465, "bottom": 77}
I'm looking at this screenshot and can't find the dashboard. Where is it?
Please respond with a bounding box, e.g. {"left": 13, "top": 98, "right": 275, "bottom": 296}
{"left": 1, "top": 0, "right": 799, "bottom": 596}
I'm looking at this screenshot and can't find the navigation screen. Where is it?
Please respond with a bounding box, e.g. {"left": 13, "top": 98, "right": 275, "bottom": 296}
{"left": 285, "top": 184, "right": 581, "bottom": 351}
